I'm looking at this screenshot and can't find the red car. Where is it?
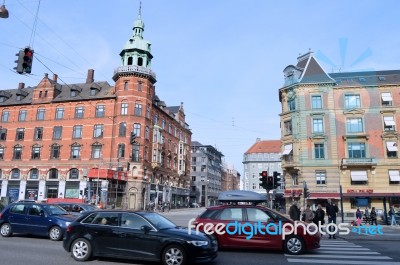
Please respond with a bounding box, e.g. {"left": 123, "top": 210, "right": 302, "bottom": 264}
{"left": 191, "top": 192, "right": 320, "bottom": 255}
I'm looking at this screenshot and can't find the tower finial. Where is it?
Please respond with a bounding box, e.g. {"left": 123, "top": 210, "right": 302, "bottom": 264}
{"left": 138, "top": 0, "right": 142, "bottom": 18}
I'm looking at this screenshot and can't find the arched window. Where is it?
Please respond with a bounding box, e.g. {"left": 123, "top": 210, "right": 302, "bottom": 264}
{"left": 137, "top": 57, "right": 143, "bottom": 66}
{"left": 49, "top": 168, "right": 58, "bottom": 179}
{"left": 11, "top": 168, "right": 20, "bottom": 179}
{"left": 69, "top": 168, "right": 79, "bottom": 179}
{"left": 30, "top": 168, "right": 39, "bottom": 179}
{"left": 127, "top": 57, "right": 133, "bottom": 65}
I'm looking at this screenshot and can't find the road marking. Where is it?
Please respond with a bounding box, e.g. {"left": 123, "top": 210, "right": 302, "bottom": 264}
{"left": 316, "top": 250, "right": 380, "bottom": 255}
{"left": 285, "top": 254, "right": 391, "bottom": 260}
{"left": 287, "top": 259, "right": 400, "bottom": 264}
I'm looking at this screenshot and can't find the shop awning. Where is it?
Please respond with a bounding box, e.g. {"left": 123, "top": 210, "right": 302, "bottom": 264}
{"left": 351, "top": 171, "right": 368, "bottom": 181}
{"left": 282, "top": 144, "right": 293, "bottom": 155}
{"left": 386, "top": 142, "right": 398, "bottom": 152}
{"left": 389, "top": 170, "right": 400, "bottom": 182}
{"left": 381, "top": 92, "right": 393, "bottom": 102}
{"left": 87, "top": 169, "right": 127, "bottom": 181}
{"left": 308, "top": 193, "right": 340, "bottom": 199}
{"left": 384, "top": 116, "right": 396, "bottom": 126}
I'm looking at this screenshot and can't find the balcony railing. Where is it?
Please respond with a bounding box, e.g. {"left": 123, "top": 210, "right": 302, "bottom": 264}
{"left": 341, "top": 158, "right": 377, "bottom": 167}
{"left": 114, "top": 65, "right": 156, "bottom": 80}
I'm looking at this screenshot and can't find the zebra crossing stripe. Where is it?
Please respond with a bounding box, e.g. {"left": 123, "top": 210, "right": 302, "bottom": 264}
{"left": 285, "top": 254, "right": 391, "bottom": 260}
{"left": 286, "top": 259, "right": 400, "bottom": 265}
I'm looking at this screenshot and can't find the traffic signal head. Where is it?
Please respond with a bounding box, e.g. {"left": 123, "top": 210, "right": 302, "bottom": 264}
{"left": 273, "top": 171, "right": 281, "bottom": 189}
{"left": 14, "top": 50, "right": 24, "bottom": 74}
{"left": 304, "top": 187, "right": 310, "bottom": 198}
{"left": 22, "top": 48, "right": 33, "bottom": 73}
{"left": 259, "top": 171, "right": 268, "bottom": 189}
{"left": 267, "top": 176, "right": 274, "bottom": 189}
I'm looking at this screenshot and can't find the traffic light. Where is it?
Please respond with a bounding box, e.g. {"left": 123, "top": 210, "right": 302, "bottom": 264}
{"left": 130, "top": 132, "right": 137, "bottom": 144}
{"left": 259, "top": 171, "right": 268, "bottom": 189}
{"left": 304, "top": 186, "right": 310, "bottom": 198}
{"left": 273, "top": 171, "right": 281, "bottom": 189}
{"left": 79, "top": 190, "right": 83, "bottom": 195}
{"left": 14, "top": 50, "right": 24, "bottom": 74}
{"left": 84, "top": 188, "right": 88, "bottom": 197}
{"left": 267, "top": 176, "right": 274, "bottom": 189}
{"left": 22, "top": 47, "right": 34, "bottom": 73}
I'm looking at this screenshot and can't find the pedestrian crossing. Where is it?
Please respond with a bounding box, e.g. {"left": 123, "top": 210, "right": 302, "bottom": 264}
{"left": 285, "top": 239, "right": 400, "bottom": 265}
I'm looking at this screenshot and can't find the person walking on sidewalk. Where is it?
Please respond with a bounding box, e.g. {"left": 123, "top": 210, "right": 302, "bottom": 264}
{"left": 326, "top": 199, "right": 339, "bottom": 239}
{"left": 370, "top": 207, "right": 378, "bottom": 225}
{"left": 356, "top": 208, "right": 363, "bottom": 226}
{"left": 289, "top": 201, "right": 301, "bottom": 221}
{"left": 303, "top": 205, "right": 314, "bottom": 223}
{"left": 389, "top": 206, "right": 396, "bottom": 226}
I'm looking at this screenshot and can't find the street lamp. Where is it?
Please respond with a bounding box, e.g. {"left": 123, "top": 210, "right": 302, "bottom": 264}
{"left": 0, "top": 1, "right": 9, "bottom": 19}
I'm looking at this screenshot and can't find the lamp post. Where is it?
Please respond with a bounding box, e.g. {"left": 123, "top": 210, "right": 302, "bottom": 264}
{"left": 0, "top": 1, "right": 9, "bottom": 19}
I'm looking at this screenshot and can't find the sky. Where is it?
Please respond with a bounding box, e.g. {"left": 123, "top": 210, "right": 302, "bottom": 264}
{"left": 1, "top": 0, "right": 400, "bottom": 174}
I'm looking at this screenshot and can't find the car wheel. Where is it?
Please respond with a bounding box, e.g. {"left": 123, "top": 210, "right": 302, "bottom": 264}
{"left": 0, "top": 223, "right": 12, "bottom": 237}
{"left": 71, "top": 238, "right": 92, "bottom": 262}
{"left": 49, "top": 226, "right": 62, "bottom": 241}
{"left": 284, "top": 235, "right": 305, "bottom": 255}
{"left": 162, "top": 244, "right": 187, "bottom": 265}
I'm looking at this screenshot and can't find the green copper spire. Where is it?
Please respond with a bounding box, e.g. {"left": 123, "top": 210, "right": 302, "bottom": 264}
{"left": 119, "top": 1, "right": 152, "bottom": 68}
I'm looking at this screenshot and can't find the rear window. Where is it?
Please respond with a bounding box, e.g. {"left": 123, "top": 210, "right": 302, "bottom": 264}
{"left": 10, "top": 204, "right": 27, "bottom": 214}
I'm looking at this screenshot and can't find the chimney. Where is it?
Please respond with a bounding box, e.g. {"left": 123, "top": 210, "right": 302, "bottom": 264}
{"left": 44, "top": 73, "right": 49, "bottom": 78}
{"left": 256, "top": 138, "right": 261, "bottom": 142}
{"left": 53, "top": 74, "right": 58, "bottom": 83}
{"left": 18, "top": 82, "right": 25, "bottom": 89}
{"left": 86, "top": 69, "right": 94, "bottom": 84}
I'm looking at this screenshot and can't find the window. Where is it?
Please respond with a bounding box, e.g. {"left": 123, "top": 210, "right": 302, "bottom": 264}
{"left": 346, "top": 118, "right": 363, "bottom": 133}
{"left": 284, "top": 120, "right": 292, "bottom": 135}
{"left": 90, "top": 88, "right": 98, "bottom": 96}
{"left": 135, "top": 103, "right": 142, "bottom": 116}
{"left": 91, "top": 144, "right": 102, "bottom": 159}
{"left": 93, "top": 124, "right": 104, "bottom": 138}
{"left": 13, "top": 146, "right": 22, "bottom": 160}
{"left": 49, "top": 168, "right": 58, "bottom": 179}
{"left": 312, "top": 118, "right": 324, "bottom": 133}
{"left": 16, "top": 128, "right": 25, "bottom": 141}
{"left": 119, "top": 122, "right": 126, "bottom": 136}
{"left": 0, "top": 96, "right": 6, "bottom": 103}
{"left": 219, "top": 208, "right": 243, "bottom": 221}
{"left": 31, "top": 146, "right": 41, "bottom": 159}
{"left": 383, "top": 116, "right": 396, "bottom": 131}
{"left": 288, "top": 99, "right": 295, "bottom": 111}
{"left": 50, "top": 144, "right": 60, "bottom": 159}
{"left": 36, "top": 108, "right": 45, "bottom": 120}
{"left": 312, "top": 95, "right": 322, "bottom": 109}
{"left": 348, "top": 142, "right": 366, "bottom": 158}
{"left": 133, "top": 123, "right": 141, "bottom": 137}
{"left": 124, "top": 81, "right": 128, "bottom": 90}
{"left": 381, "top": 92, "right": 393, "bottom": 106}
{"left": 0, "top": 129, "right": 7, "bottom": 141}
{"left": 95, "top": 105, "right": 105, "bottom": 117}
{"left": 247, "top": 208, "right": 270, "bottom": 222}
{"left": 30, "top": 169, "right": 39, "bottom": 179}
{"left": 53, "top": 126, "right": 62, "bottom": 140}
{"left": 121, "top": 103, "right": 128, "bottom": 115}
{"left": 1, "top": 111, "right": 10, "bottom": 122}
{"left": 71, "top": 145, "right": 81, "bottom": 159}
{"left": 133, "top": 144, "right": 140, "bottom": 162}
{"left": 118, "top": 144, "right": 125, "bottom": 158}
{"left": 386, "top": 142, "right": 398, "bottom": 158}
{"left": 145, "top": 126, "right": 149, "bottom": 139}
{"left": 19, "top": 110, "right": 27, "bottom": 121}
{"left": 11, "top": 168, "right": 20, "bottom": 179}
{"left": 137, "top": 82, "right": 142, "bottom": 91}
{"left": 345, "top": 94, "right": 360, "bottom": 109}
{"left": 154, "top": 115, "right": 159, "bottom": 125}
{"left": 34, "top": 127, "right": 43, "bottom": 140}
{"left": 0, "top": 146, "right": 4, "bottom": 160}
{"left": 350, "top": 170, "right": 368, "bottom": 185}
{"left": 316, "top": 171, "right": 326, "bottom": 185}
{"left": 72, "top": 125, "right": 83, "bottom": 139}
{"left": 55, "top": 107, "right": 64, "bottom": 120}
{"left": 314, "top": 143, "right": 325, "bottom": 159}
{"left": 389, "top": 170, "right": 400, "bottom": 184}
{"left": 69, "top": 169, "right": 79, "bottom": 179}
{"left": 75, "top": 106, "right": 84, "bottom": 118}
{"left": 71, "top": 90, "right": 79, "bottom": 97}
{"left": 146, "top": 106, "right": 150, "bottom": 118}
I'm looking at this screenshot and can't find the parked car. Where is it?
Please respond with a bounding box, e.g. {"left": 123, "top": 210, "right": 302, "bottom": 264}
{"left": 193, "top": 190, "right": 320, "bottom": 255}
{"left": 63, "top": 210, "right": 217, "bottom": 265}
{"left": 0, "top": 202, "right": 77, "bottom": 241}
{"left": 54, "top": 203, "right": 97, "bottom": 215}
{"left": 190, "top": 202, "right": 200, "bottom": 208}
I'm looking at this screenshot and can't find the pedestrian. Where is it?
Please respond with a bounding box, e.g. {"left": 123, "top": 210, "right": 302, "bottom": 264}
{"left": 356, "top": 208, "right": 362, "bottom": 226}
{"left": 364, "top": 207, "right": 370, "bottom": 224}
{"left": 326, "top": 199, "right": 339, "bottom": 239}
{"left": 313, "top": 204, "right": 325, "bottom": 226}
{"left": 304, "top": 205, "right": 314, "bottom": 223}
{"left": 370, "top": 207, "right": 377, "bottom": 225}
{"left": 289, "top": 201, "right": 301, "bottom": 221}
{"left": 389, "top": 206, "right": 397, "bottom": 226}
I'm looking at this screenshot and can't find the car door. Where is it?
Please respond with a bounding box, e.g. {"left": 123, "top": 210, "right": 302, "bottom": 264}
{"left": 115, "top": 213, "right": 160, "bottom": 259}
{"left": 7, "top": 204, "right": 28, "bottom": 233}
{"left": 215, "top": 207, "right": 247, "bottom": 247}
{"left": 244, "top": 207, "right": 280, "bottom": 249}
{"left": 87, "top": 212, "right": 120, "bottom": 255}
{"left": 25, "top": 204, "right": 49, "bottom": 236}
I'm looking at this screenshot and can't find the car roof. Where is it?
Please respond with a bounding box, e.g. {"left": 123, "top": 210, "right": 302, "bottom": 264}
{"left": 217, "top": 190, "right": 267, "bottom": 204}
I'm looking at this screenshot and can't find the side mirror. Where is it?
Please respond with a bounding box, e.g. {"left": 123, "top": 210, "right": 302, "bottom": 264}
{"left": 140, "top": 225, "right": 152, "bottom": 233}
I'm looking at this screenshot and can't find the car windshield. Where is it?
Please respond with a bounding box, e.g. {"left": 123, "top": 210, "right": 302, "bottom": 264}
{"left": 43, "top": 204, "right": 69, "bottom": 215}
{"left": 141, "top": 212, "right": 177, "bottom": 229}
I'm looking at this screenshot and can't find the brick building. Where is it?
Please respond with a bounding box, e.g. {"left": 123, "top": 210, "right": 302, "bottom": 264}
{"left": 279, "top": 51, "right": 400, "bottom": 215}
{"left": 0, "top": 11, "right": 191, "bottom": 209}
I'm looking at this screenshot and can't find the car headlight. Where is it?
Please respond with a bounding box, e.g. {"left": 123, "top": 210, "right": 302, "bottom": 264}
{"left": 187, "top": 240, "right": 209, "bottom": 247}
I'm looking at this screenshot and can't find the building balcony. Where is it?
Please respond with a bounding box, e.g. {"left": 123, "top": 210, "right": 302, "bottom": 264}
{"left": 113, "top": 65, "right": 156, "bottom": 82}
{"left": 341, "top": 158, "right": 377, "bottom": 168}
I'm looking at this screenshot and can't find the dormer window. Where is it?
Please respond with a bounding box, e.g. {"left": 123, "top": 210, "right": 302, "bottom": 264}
{"left": 16, "top": 95, "right": 22, "bottom": 101}
{"left": 0, "top": 96, "right": 5, "bottom": 102}
{"left": 90, "top": 88, "right": 98, "bottom": 96}
{"left": 70, "top": 85, "right": 82, "bottom": 97}
{"left": 71, "top": 90, "right": 78, "bottom": 97}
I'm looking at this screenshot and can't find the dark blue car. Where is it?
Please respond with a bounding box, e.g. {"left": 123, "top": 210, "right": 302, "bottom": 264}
{"left": 0, "top": 202, "right": 77, "bottom": 241}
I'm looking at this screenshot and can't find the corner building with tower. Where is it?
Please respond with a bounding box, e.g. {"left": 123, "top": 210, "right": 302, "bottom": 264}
{"left": 0, "top": 11, "right": 191, "bottom": 209}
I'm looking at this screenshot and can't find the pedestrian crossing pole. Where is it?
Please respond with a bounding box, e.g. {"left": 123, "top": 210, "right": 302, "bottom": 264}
{"left": 340, "top": 185, "right": 344, "bottom": 223}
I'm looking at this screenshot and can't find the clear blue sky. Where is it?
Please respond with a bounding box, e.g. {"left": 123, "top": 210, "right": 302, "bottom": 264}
{"left": 1, "top": 0, "right": 400, "bottom": 174}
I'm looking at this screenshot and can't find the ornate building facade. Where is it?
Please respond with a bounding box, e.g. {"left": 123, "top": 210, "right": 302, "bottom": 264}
{"left": 0, "top": 11, "right": 191, "bottom": 209}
